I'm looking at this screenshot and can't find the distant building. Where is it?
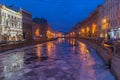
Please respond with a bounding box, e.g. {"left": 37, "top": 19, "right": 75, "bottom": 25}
{"left": 32, "top": 22, "right": 42, "bottom": 40}
{"left": 54, "top": 31, "right": 63, "bottom": 38}
{"left": 33, "top": 18, "right": 48, "bottom": 25}
{"left": 33, "top": 18, "right": 57, "bottom": 39}
{"left": 69, "top": 7, "right": 99, "bottom": 38}
{"left": 33, "top": 18, "right": 48, "bottom": 39}
{"left": 46, "top": 24, "right": 55, "bottom": 39}
{"left": 0, "top": 4, "right": 23, "bottom": 42}
{"left": 82, "top": 7, "right": 99, "bottom": 38}
{"left": 20, "top": 9, "right": 32, "bottom": 40}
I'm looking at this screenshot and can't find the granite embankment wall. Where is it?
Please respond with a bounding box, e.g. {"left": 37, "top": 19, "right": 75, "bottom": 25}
{"left": 0, "top": 38, "right": 57, "bottom": 53}
{"left": 78, "top": 38, "right": 112, "bottom": 65}
{"left": 78, "top": 38, "right": 120, "bottom": 80}
{"left": 111, "top": 45, "right": 120, "bottom": 80}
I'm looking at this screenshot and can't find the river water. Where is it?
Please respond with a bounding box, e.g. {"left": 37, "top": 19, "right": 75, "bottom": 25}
{"left": 0, "top": 38, "right": 116, "bottom": 80}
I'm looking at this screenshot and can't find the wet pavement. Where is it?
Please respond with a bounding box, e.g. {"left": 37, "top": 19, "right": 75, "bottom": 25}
{"left": 0, "top": 38, "right": 116, "bottom": 80}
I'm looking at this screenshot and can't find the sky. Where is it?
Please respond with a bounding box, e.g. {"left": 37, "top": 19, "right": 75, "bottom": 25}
{"left": 2, "top": 0, "right": 104, "bottom": 32}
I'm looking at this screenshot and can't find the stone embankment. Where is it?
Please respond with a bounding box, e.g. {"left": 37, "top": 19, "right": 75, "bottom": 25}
{"left": 78, "top": 38, "right": 120, "bottom": 80}
{"left": 111, "top": 44, "right": 120, "bottom": 80}
{"left": 0, "top": 38, "right": 57, "bottom": 53}
{"left": 78, "top": 38, "right": 112, "bottom": 65}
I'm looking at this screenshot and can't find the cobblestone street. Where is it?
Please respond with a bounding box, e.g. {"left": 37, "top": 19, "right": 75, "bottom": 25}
{"left": 0, "top": 39, "right": 116, "bottom": 80}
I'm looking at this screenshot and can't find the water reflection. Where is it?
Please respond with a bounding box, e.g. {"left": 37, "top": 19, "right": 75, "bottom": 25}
{"left": 78, "top": 41, "right": 96, "bottom": 80}
{"left": 35, "top": 44, "right": 42, "bottom": 61}
{"left": 67, "top": 39, "right": 77, "bottom": 54}
{"left": 2, "top": 51, "right": 24, "bottom": 79}
{"left": 78, "top": 42, "right": 88, "bottom": 55}
{"left": 46, "top": 42, "right": 56, "bottom": 58}
{"left": 0, "top": 39, "right": 116, "bottom": 80}
{"left": 67, "top": 39, "right": 76, "bottom": 46}
{"left": 58, "top": 38, "right": 63, "bottom": 44}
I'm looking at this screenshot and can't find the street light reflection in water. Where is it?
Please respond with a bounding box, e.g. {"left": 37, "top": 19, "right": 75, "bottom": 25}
{"left": 78, "top": 41, "right": 96, "bottom": 80}
{"left": 47, "top": 42, "right": 56, "bottom": 58}
{"left": 35, "top": 44, "right": 42, "bottom": 61}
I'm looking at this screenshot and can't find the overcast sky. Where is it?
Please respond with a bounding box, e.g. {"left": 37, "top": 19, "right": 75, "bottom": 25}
{"left": 3, "top": 0, "right": 104, "bottom": 32}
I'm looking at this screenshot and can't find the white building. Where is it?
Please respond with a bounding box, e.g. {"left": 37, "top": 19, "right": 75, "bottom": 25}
{"left": 0, "top": 4, "right": 23, "bottom": 42}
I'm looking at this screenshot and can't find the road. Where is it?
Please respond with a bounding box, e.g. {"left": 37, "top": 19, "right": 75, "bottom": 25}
{"left": 0, "top": 38, "right": 116, "bottom": 80}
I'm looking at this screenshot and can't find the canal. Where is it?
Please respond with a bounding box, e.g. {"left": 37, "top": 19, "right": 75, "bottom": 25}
{"left": 0, "top": 38, "right": 116, "bottom": 80}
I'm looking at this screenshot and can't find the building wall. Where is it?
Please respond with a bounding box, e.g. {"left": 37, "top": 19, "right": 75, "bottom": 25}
{"left": 32, "top": 22, "right": 42, "bottom": 39}
{"left": 20, "top": 9, "right": 32, "bottom": 40}
{"left": 32, "top": 18, "right": 49, "bottom": 39}
{"left": 72, "top": 7, "right": 99, "bottom": 38}
{"left": 46, "top": 24, "right": 55, "bottom": 39}
{"left": 99, "top": 0, "right": 120, "bottom": 39}
{"left": 32, "top": 22, "right": 54, "bottom": 40}
{"left": 70, "top": 0, "right": 120, "bottom": 40}
{"left": 0, "top": 5, "right": 23, "bottom": 42}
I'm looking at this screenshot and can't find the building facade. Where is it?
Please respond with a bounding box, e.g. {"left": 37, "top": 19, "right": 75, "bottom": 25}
{"left": 33, "top": 18, "right": 57, "bottom": 39}
{"left": 33, "top": 18, "right": 48, "bottom": 39}
{"left": 99, "top": 0, "right": 120, "bottom": 40}
{"left": 46, "top": 24, "right": 56, "bottom": 39}
{"left": 70, "top": 7, "right": 99, "bottom": 38}
{"left": 32, "top": 22, "right": 43, "bottom": 40}
{"left": 0, "top": 5, "right": 23, "bottom": 42}
{"left": 32, "top": 22, "right": 58, "bottom": 40}
{"left": 70, "top": 0, "right": 120, "bottom": 40}
{"left": 20, "top": 9, "right": 32, "bottom": 40}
